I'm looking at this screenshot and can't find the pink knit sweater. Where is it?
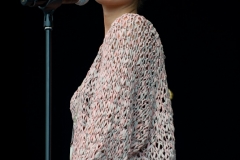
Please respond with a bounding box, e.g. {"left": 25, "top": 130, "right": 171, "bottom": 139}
{"left": 70, "top": 13, "right": 176, "bottom": 160}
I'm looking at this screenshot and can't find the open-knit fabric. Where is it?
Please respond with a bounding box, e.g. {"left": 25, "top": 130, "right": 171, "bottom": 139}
{"left": 70, "top": 13, "right": 176, "bottom": 160}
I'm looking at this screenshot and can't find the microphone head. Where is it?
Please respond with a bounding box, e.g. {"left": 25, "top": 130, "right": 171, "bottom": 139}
{"left": 75, "top": 0, "right": 89, "bottom": 6}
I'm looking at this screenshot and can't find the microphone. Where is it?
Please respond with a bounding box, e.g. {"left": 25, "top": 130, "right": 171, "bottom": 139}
{"left": 21, "top": 0, "right": 89, "bottom": 7}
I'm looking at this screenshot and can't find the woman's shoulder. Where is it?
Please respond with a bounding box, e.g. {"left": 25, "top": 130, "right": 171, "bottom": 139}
{"left": 107, "top": 13, "right": 159, "bottom": 42}
{"left": 112, "top": 13, "right": 154, "bottom": 30}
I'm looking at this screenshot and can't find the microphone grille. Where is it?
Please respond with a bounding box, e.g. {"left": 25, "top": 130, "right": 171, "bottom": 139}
{"left": 75, "top": 0, "right": 89, "bottom": 6}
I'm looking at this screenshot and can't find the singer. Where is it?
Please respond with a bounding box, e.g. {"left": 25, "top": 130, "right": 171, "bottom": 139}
{"left": 70, "top": 0, "right": 176, "bottom": 159}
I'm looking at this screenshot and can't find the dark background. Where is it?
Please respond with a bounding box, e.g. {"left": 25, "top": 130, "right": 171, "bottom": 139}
{"left": 20, "top": 0, "right": 238, "bottom": 160}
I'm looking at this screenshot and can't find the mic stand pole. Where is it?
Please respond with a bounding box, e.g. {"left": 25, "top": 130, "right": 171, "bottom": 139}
{"left": 38, "top": 1, "right": 62, "bottom": 160}
{"left": 42, "top": 10, "right": 53, "bottom": 160}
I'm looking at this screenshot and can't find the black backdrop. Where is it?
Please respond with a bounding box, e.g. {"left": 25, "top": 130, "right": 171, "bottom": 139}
{"left": 21, "top": 0, "right": 239, "bottom": 160}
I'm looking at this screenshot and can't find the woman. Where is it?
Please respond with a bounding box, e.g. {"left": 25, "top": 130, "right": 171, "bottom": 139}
{"left": 70, "top": 0, "right": 176, "bottom": 159}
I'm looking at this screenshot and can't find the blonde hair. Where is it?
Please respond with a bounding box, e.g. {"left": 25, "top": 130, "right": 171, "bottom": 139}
{"left": 169, "top": 89, "right": 173, "bottom": 100}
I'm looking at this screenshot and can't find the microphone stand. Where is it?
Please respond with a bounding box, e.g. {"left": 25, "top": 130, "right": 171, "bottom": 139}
{"left": 39, "top": 1, "right": 62, "bottom": 160}
{"left": 21, "top": 0, "right": 62, "bottom": 160}
{"left": 41, "top": 8, "right": 54, "bottom": 160}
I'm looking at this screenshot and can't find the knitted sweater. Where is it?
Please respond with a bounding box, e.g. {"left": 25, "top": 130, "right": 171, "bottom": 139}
{"left": 70, "top": 13, "right": 176, "bottom": 160}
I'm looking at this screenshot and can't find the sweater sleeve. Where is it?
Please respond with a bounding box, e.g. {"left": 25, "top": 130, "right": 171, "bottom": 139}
{"left": 87, "top": 15, "right": 156, "bottom": 159}
{"left": 101, "top": 16, "right": 160, "bottom": 158}
{"left": 127, "top": 15, "right": 159, "bottom": 157}
{"left": 119, "top": 15, "right": 158, "bottom": 157}
{"left": 126, "top": 15, "right": 176, "bottom": 159}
